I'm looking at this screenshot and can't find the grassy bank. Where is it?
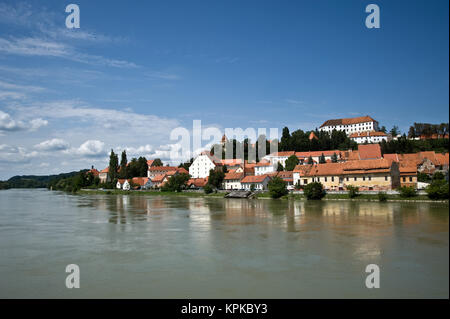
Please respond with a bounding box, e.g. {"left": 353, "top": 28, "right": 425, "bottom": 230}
{"left": 76, "top": 188, "right": 448, "bottom": 203}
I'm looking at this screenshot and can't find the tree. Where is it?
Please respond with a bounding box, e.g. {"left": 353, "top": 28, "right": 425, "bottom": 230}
{"left": 303, "top": 182, "right": 326, "bottom": 200}
{"left": 408, "top": 126, "right": 416, "bottom": 139}
{"left": 425, "top": 180, "right": 449, "bottom": 200}
{"left": 284, "top": 155, "right": 299, "bottom": 171}
{"left": 319, "top": 153, "right": 326, "bottom": 164}
{"left": 390, "top": 126, "right": 400, "bottom": 137}
{"left": 277, "top": 162, "right": 284, "bottom": 171}
{"left": 208, "top": 169, "right": 225, "bottom": 189}
{"left": 307, "top": 156, "right": 314, "bottom": 164}
{"left": 108, "top": 149, "right": 119, "bottom": 181}
{"left": 161, "top": 173, "right": 190, "bottom": 192}
{"left": 179, "top": 158, "right": 193, "bottom": 171}
{"left": 347, "top": 185, "right": 359, "bottom": 198}
{"left": 137, "top": 157, "right": 148, "bottom": 177}
{"left": 280, "top": 127, "right": 291, "bottom": 151}
{"left": 398, "top": 186, "right": 417, "bottom": 198}
{"left": 380, "top": 126, "right": 387, "bottom": 133}
{"left": 153, "top": 158, "right": 163, "bottom": 167}
{"left": 119, "top": 150, "right": 128, "bottom": 179}
{"left": 268, "top": 177, "right": 289, "bottom": 198}
{"left": 331, "top": 152, "right": 338, "bottom": 163}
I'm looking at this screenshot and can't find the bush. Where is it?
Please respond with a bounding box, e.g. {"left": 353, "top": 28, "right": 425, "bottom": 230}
{"left": 204, "top": 184, "right": 213, "bottom": 194}
{"left": 347, "top": 185, "right": 359, "bottom": 198}
{"left": 377, "top": 192, "right": 387, "bottom": 202}
{"left": 425, "top": 180, "right": 449, "bottom": 200}
{"left": 398, "top": 186, "right": 417, "bottom": 198}
{"left": 268, "top": 177, "right": 289, "bottom": 198}
{"left": 432, "top": 171, "right": 445, "bottom": 181}
{"left": 304, "top": 182, "right": 326, "bottom": 200}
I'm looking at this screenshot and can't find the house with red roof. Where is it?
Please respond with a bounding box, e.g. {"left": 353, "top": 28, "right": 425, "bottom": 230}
{"left": 240, "top": 174, "right": 272, "bottom": 191}
{"left": 189, "top": 151, "right": 222, "bottom": 178}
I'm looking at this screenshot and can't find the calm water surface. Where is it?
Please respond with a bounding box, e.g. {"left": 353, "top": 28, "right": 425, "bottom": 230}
{"left": 0, "top": 189, "right": 448, "bottom": 298}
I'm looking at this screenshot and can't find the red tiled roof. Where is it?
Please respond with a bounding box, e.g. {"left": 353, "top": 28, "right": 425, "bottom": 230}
{"left": 131, "top": 177, "right": 150, "bottom": 186}
{"left": 320, "top": 116, "right": 376, "bottom": 128}
{"left": 349, "top": 131, "right": 387, "bottom": 138}
{"left": 147, "top": 160, "right": 154, "bottom": 167}
{"left": 176, "top": 167, "right": 189, "bottom": 175}
{"left": 87, "top": 168, "right": 99, "bottom": 176}
{"left": 241, "top": 175, "right": 271, "bottom": 183}
{"left": 224, "top": 172, "right": 244, "bottom": 180}
{"left": 309, "top": 131, "right": 318, "bottom": 140}
{"left": 255, "top": 161, "right": 271, "bottom": 167}
{"left": 151, "top": 175, "right": 166, "bottom": 183}
{"left": 187, "top": 177, "right": 208, "bottom": 187}
{"left": 100, "top": 167, "right": 109, "bottom": 173}
{"left": 358, "top": 144, "right": 382, "bottom": 160}
{"left": 149, "top": 166, "right": 179, "bottom": 172}
{"left": 295, "top": 150, "right": 341, "bottom": 158}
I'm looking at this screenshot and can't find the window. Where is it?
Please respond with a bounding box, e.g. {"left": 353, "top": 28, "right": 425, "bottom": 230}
{"left": 409, "top": 177, "right": 413, "bottom": 182}
{"left": 354, "top": 177, "right": 357, "bottom": 181}
{"left": 331, "top": 177, "right": 334, "bottom": 182}
{"left": 324, "top": 177, "right": 327, "bottom": 182}
{"left": 403, "top": 177, "right": 406, "bottom": 182}
{"left": 363, "top": 177, "right": 365, "bottom": 181}
{"left": 346, "top": 177, "right": 349, "bottom": 181}
{"left": 368, "top": 176, "right": 371, "bottom": 181}
{"left": 303, "top": 179, "right": 308, "bottom": 184}
{"left": 385, "top": 176, "right": 388, "bottom": 181}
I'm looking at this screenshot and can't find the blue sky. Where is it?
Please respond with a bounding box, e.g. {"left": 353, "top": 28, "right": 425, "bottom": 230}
{"left": 0, "top": 0, "right": 448, "bottom": 179}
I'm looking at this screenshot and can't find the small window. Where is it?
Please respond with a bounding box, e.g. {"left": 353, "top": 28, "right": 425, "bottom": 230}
{"left": 403, "top": 177, "right": 406, "bottom": 182}
{"left": 385, "top": 176, "right": 388, "bottom": 181}
{"left": 409, "top": 177, "right": 413, "bottom": 182}
{"left": 368, "top": 176, "right": 371, "bottom": 181}
{"left": 354, "top": 177, "right": 357, "bottom": 181}
{"left": 331, "top": 177, "right": 334, "bottom": 182}
{"left": 346, "top": 177, "right": 349, "bottom": 181}
{"left": 324, "top": 177, "right": 327, "bottom": 182}
{"left": 304, "top": 179, "right": 308, "bottom": 184}
{"left": 363, "top": 177, "right": 365, "bottom": 181}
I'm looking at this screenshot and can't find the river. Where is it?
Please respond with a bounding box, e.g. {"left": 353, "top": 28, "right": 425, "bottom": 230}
{"left": 0, "top": 189, "right": 448, "bottom": 298}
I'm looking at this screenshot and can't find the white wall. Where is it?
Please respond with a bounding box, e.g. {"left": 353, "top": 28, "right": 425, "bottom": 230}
{"left": 189, "top": 154, "right": 216, "bottom": 178}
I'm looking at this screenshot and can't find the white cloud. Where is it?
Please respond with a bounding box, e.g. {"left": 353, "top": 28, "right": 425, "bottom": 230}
{"left": 0, "top": 144, "right": 38, "bottom": 163}
{"left": 0, "top": 37, "right": 137, "bottom": 68}
{"left": 66, "top": 140, "right": 106, "bottom": 158}
{"left": 0, "top": 80, "right": 45, "bottom": 92}
{"left": 34, "top": 138, "right": 69, "bottom": 151}
{"left": 0, "top": 91, "right": 26, "bottom": 100}
{"left": 0, "top": 110, "right": 47, "bottom": 132}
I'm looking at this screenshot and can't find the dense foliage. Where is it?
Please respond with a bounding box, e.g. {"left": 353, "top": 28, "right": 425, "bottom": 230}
{"left": 347, "top": 185, "right": 359, "bottom": 198}
{"left": 425, "top": 180, "right": 449, "bottom": 200}
{"left": 0, "top": 171, "right": 83, "bottom": 189}
{"left": 48, "top": 170, "right": 100, "bottom": 192}
{"left": 207, "top": 169, "right": 225, "bottom": 189}
{"left": 280, "top": 128, "right": 357, "bottom": 152}
{"left": 303, "top": 182, "right": 326, "bottom": 200}
{"left": 267, "top": 177, "right": 289, "bottom": 198}
{"left": 380, "top": 136, "right": 449, "bottom": 154}
{"left": 161, "top": 173, "right": 190, "bottom": 192}
{"left": 398, "top": 186, "right": 417, "bottom": 198}
{"left": 378, "top": 192, "right": 388, "bottom": 202}
{"left": 407, "top": 122, "right": 449, "bottom": 138}
{"left": 203, "top": 184, "right": 213, "bottom": 194}
{"left": 284, "top": 155, "right": 299, "bottom": 171}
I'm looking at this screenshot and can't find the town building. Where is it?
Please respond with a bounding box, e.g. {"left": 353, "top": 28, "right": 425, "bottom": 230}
{"left": 319, "top": 115, "right": 379, "bottom": 135}
{"left": 189, "top": 151, "right": 222, "bottom": 178}
{"left": 349, "top": 131, "right": 387, "bottom": 144}
{"left": 254, "top": 161, "right": 276, "bottom": 175}
{"left": 99, "top": 167, "right": 109, "bottom": 183}
{"left": 240, "top": 174, "right": 272, "bottom": 191}
{"left": 223, "top": 171, "right": 244, "bottom": 190}
{"left": 187, "top": 177, "right": 209, "bottom": 189}
{"left": 293, "top": 158, "right": 400, "bottom": 191}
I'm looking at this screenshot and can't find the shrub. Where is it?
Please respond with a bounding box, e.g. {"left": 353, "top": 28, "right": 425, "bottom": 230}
{"left": 377, "top": 192, "right": 387, "bottom": 202}
{"left": 347, "top": 185, "right": 359, "bottom": 198}
{"left": 425, "top": 180, "right": 449, "bottom": 200}
{"left": 303, "top": 182, "right": 326, "bottom": 200}
{"left": 204, "top": 184, "right": 213, "bottom": 194}
{"left": 268, "top": 177, "right": 289, "bottom": 199}
{"left": 432, "top": 171, "right": 445, "bottom": 181}
{"left": 398, "top": 186, "right": 417, "bottom": 198}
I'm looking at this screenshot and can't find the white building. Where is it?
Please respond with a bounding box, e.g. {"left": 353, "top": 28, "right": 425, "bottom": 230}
{"left": 254, "top": 161, "right": 276, "bottom": 175}
{"left": 319, "top": 116, "right": 379, "bottom": 135}
{"left": 262, "top": 151, "right": 296, "bottom": 167}
{"left": 189, "top": 151, "right": 221, "bottom": 178}
{"left": 240, "top": 175, "right": 271, "bottom": 191}
{"left": 223, "top": 172, "right": 243, "bottom": 190}
{"left": 116, "top": 179, "right": 130, "bottom": 190}
{"left": 349, "top": 131, "right": 388, "bottom": 144}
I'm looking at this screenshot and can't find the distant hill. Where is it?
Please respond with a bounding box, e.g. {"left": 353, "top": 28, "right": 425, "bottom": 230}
{"left": 1, "top": 171, "right": 85, "bottom": 189}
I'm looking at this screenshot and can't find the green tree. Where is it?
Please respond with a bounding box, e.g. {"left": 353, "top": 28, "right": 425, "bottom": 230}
{"left": 331, "top": 152, "right": 338, "bottom": 163}
{"left": 398, "top": 186, "right": 417, "bottom": 198}
{"left": 153, "top": 158, "right": 163, "bottom": 167}
{"left": 432, "top": 171, "right": 445, "bottom": 181}
{"left": 203, "top": 184, "right": 213, "bottom": 194}
{"left": 119, "top": 150, "right": 128, "bottom": 178}
{"left": 285, "top": 155, "right": 299, "bottom": 171}
{"left": 268, "top": 177, "right": 289, "bottom": 198}
{"left": 307, "top": 156, "right": 314, "bottom": 164}
{"left": 408, "top": 126, "right": 416, "bottom": 138}
{"left": 304, "top": 182, "right": 326, "bottom": 200}
{"left": 380, "top": 126, "right": 387, "bottom": 133}
{"left": 280, "top": 127, "right": 291, "bottom": 151}
{"left": 319, "top": 153, "right": 326, "bottom": 164}
{"left": 108, "top": 149, "right": 119, "bottom": 181}
{"left": 390, "top": 126, "right": 400, "bottom": 137}
{"left": 425, "top": 180, "right": 449, "bottom": 200}
{"left": 277, "top": 162, "right": 284, "bottom": 171}
{"left": 347, "top": 185, "right": 359, "bottom": 198}
{"left": 208, "top": 169, "right": 225, "bottom": 189}
{"left": 161, "top": 173, "right": 190, "bottom": 192}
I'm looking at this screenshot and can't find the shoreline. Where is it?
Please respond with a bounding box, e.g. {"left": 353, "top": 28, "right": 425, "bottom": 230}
{"left": 75, "top": 189, "right": 449, "bottom": 203}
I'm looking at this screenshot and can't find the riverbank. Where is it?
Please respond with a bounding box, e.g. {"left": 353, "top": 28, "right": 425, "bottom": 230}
{"left": 77, "top": 189, "right": 449, "bottom": 203}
